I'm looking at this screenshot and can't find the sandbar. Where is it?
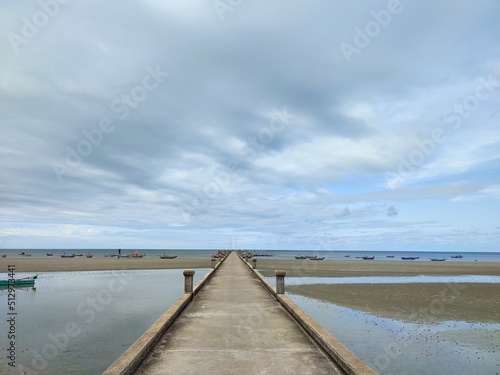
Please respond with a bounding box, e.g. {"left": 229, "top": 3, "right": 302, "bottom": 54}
{"left": 252, "top": 259, "right": 500, "bottom": 323}
{"left": 0, "top": 257, "right": 212, "bottom": 273}
{"left": 255, "top": 259, "right": 500, "bottom": 277}
{"left": 286, "top": 282, "right": 500, "bottom": 323}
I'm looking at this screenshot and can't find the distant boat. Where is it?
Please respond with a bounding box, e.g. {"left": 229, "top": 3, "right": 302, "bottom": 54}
{"left": 131, "top": 251, "right": 145, "bottom": 258}
{"left": 386, "top": 255, "right": 395, "bottom": 258}
{"left": 451, "top": 255, "right": 464, "bottom": 258}
{"left": 430, "top": 257, "right": 446, "bottom": 261}
{"left": 60, "top": 252, "right": 75, "bottom": 258}
{"left": 401, "top": 256, "right": 418, "bottom": 260}
{"left": 46, "top": 253, "right": 54, "bottom": 256}
{"left": 159, "top": 254, "right": 177, "bottom": 259}
{"left": 86, "top": 253, "right": 93, "bottom": 258}
{"left": 362, "top": 256, "right": 375, "bottom": 260}
{"left": 344, "top": 255, "right": 350, "bottom": 257}
{"left": 309, "top": 257, "right": 325, "bottom": 260}
{"left": 0, "top": 274, "right": 38, "bottom": 288}
{"left": 1, "top": 254, "right": 6, "bottom": 258}
{"left": 19, "top": 252, "right": 31, "bottom": 256}
{"left": 295, "top": 255, "right": 307, "bottom": 259}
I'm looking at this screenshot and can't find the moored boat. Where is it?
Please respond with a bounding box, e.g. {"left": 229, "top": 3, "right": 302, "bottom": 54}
{"left": 401, "top": 256, "right": 418, "bottom": 260}
{"left": 1, "top": 254, "right": 6, "bottom": 258}
{"left": 362, "top": 256, "right": 375, "bottom": 260}
{"left": 131, "top": 251, "right": 145, "bottom": 258}
{"left": 159, "top": 254, "right": 177, "bottom": 259}
{"left": 0, "top": 274, "right": 38, "bottom": 288}
{"left": 46, "top": 253, "right": 53, "bottom": 256}
{"left": 60, "top": 252, "right": 75, "bottom": 258}
{"left": 86, "top": 253, "right": 93, "bottom": 258}
{"left": 430, "top": 257, "right": 446, "bottom": 261}
{"left": 309, "top": 257, "right": 325, "bottom": 260}
{"left": 451, "top": 255, "right": 464, "bottom": 258}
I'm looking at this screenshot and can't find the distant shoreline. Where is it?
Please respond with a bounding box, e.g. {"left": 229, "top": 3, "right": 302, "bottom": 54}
{"left": 2, "top": 256, "right": 499, "bottom": 275}
{"left": 0, "top": 257, "right": 212, "bottom": 273}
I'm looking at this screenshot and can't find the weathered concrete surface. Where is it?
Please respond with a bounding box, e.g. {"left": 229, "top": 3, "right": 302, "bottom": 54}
{"left": 134, "top": 252, "right": 346, "bottom": 375}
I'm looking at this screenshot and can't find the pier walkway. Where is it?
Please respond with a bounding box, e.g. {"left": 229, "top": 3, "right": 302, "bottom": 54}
{"left": 133, "top": 252, "right": 346, "bottom": 374}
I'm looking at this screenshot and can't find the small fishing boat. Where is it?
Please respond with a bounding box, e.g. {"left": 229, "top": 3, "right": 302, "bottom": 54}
{"left": 295, "top": 255, "right": 307, "bottom": 259}
{"left": 401, "top": 256, "right": 418, "bottom": 260}
{"left": 75, "top": 253, "right": 84, "bottom": 257}
{"left": 86, "top": 253, "right": 93, "bottom": 258}
{"left": 19, "top": 252, "right": 32, "bottom": 256}
{"left": 344, "top": 255, "right": 350, "bottom": 257}
{"left": 131, "top": 251, "right": 145, "bottom": 258}
{"left": 0, "top": 274, "right": 38, "bottom": 288}
{"left": 1, "top": 254, "right": 6, "bottom": 258}
{"left": 60, "top": 252, "right": 75, "bottom": 258}
{"left": 386, "top": 255, "right": 395, "bottom": 258}
{"left": 46, "top": 253, "right": 54, "bottom": 256}
{"left": 451, "top": 255, "right": 464, "bottom": 258}
{"left": 159, "top": 254, "right": 177, "bottom": 259}
{"left": 362, "top": 256, "right": 375, "bottom": 260}
{"left": 309, "top": 257, "right": 325, "bottom": 260}
{"left": 430, "top": 257, "right": 446, "bottom": 261}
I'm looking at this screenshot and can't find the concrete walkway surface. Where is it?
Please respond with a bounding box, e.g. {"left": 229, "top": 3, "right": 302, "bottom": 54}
{"left": 133, "top": 252, "right": 345, "bottom": 374}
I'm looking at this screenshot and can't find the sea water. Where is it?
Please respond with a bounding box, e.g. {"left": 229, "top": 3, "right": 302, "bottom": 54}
{"left": 265, "top": 276, "right": 500, "bottom": 375}
{"left": 1, "top": 249, "right": 499, "bottom": 262}
{"left": 0, "top": 269, "right": 210, "bottom": 375}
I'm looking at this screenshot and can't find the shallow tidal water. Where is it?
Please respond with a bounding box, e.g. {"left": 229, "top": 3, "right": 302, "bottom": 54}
{"left": 288, "top": 292, "right": 500, "bottom": 375}
{"left": 0, "top": 269, "right": 210, "bottom": 375}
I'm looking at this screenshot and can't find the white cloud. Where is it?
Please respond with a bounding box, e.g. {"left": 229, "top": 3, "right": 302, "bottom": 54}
{"left": 0, "top": 0, "right": 498, "bottom": 250}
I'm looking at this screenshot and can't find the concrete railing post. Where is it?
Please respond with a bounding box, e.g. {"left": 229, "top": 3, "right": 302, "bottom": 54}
{"left": 183, "top": 269, "right": 195, "bottom": 293}
{"left": 211, "top": 258, "right": 216, "bottom": 269}
{"left": 275, "top": 270, "right": 286, "bottom": 294}
{"left": 252, "top": 258, "right": 257, "bottom": 269}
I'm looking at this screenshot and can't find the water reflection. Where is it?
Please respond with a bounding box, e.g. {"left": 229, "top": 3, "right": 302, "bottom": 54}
{"left": 287, "top": 293, "right": 499, "bottom": 375}
{"left": 0, "top": 269, "right": 210, "bottom": 375}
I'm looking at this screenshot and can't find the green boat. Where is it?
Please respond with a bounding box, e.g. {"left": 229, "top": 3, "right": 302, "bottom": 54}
{"left": 0, "top": 275, "right": 38, "bottom": 287}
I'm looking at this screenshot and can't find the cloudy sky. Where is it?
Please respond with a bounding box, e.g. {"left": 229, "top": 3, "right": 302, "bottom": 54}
{"left": 1, "top": 0, "right": 499, "bottom": 251}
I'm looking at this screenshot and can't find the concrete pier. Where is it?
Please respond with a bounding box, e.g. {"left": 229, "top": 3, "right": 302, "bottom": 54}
{"left": 105, "top": 252, "right": 375, "bottom": 375}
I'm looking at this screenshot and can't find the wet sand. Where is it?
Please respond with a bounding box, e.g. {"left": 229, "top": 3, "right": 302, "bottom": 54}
{"left": 286, "top": 283, "right": 500, "bottom": 323}
{"left": 255, "top": 259, "right": 500, "bottom": 277}
{"left": 254, "top": 259, "right": 500, "bottom": 323}
{"left": 0, "top": 257, "right": 212, "bottom": 273}
{"left": 3, "top": 257, "right": 499, "bottom": 323}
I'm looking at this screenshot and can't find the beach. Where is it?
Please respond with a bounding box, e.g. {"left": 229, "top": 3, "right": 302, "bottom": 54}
{"left": 255, "top": 259, "right": 500, "bottom": 277}
{"left": 3, "top": 256, "right": 499, "bottom": 324}
{"left": 0, "top": 257, "right": 212, "bottom": 273}
{"left": 253, "top": 259, "right": 500, "bottom": 324}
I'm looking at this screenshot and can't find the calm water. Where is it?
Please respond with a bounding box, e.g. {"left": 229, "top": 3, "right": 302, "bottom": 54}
{"left": 264, "top": 276, "right": 499, "bottom": 375}
{"left": 1, "top": 249, "right": 499, "bottom": 262}
{"left": 290, "top": 295, "right": 499, "bottom": 375}
{"left": 0, "top": 269, "right": 210, "bottom": 375}
{"left": 1, "top": 249, "right": 499, "bottom": 374}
